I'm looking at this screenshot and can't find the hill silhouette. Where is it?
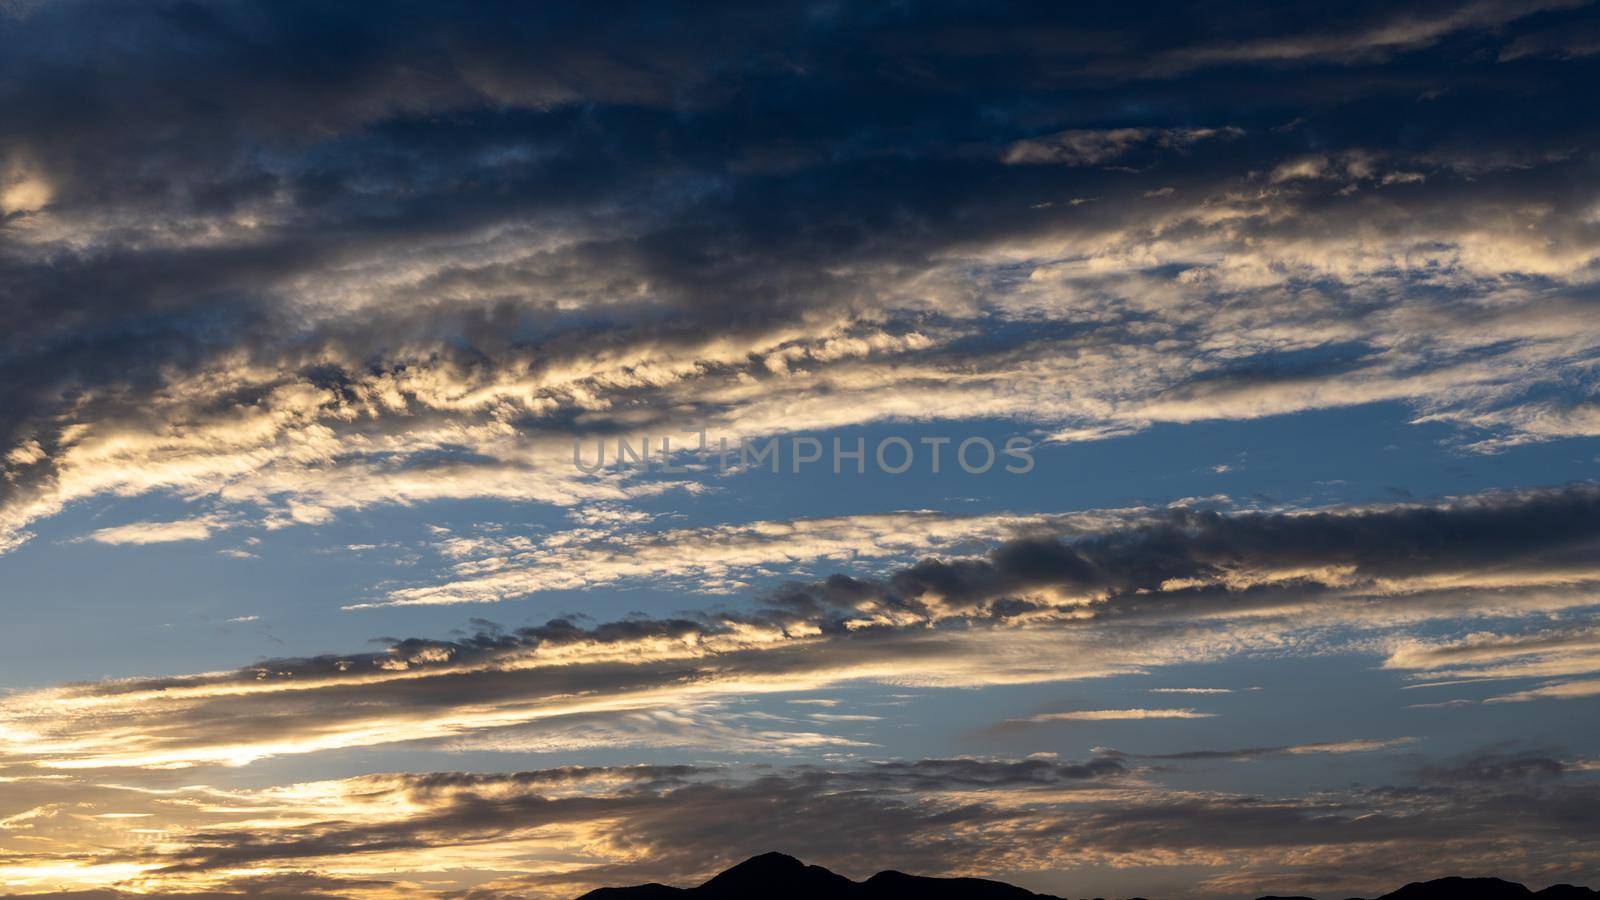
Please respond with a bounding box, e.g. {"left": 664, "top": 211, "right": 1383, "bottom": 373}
{"left": 1263, "top": 875, "right": 1599, "bottom": 900}
{"left": 577, "top": 853, "right": 1599, "bottom": 900}
{"left": 577, "top": 851, "right": 1072, "bottom": 899}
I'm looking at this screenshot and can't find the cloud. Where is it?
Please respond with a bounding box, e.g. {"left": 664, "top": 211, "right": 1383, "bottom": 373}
{"left": 0, "top": 757, "right": 1134, "bottom": 895}
{"left": 437, "top": 701, "right": 877, "bottom": 755}
{"left": 1002, "top": 126, "right": 1243, "bottom": 166}
{"left": 0, "top": 750, "right": 1595, "bottom": 898}
{"left": 1100, "top": 737, "right": 1419, "bottom": 762}
{"left": 4, "top": 5, "right": 1600, "bottom": 897}
{"left": 1149, "top": 687, "right": 1233, "bottom": 694}
{"left": 4, "top": 485, "right": 1600, "bottom": 772}
{"left": 1498, "top": 17, "right": 1600, "bottom": 59}
{"left": 1385, "top": 623, "right": 1600, "bottom": 703}
{"left": 1005, "top": 708, "right": 1217, "bottom": 723}
{"left": 1152, "top": 0, "right": 1588, "bottom": 71}
{"left": 1486, "top": 678, "right": 1600, "bottom": 703}
{"left": 83, "top": 515, "right": 231, "bottom": 546}
{"left": 0, "top": 171, "right": 51, "bottom": 215}
{"left": 2, "top": 1, "right": 1600, "bottom": 553}
{"left": 867, "top": 484, "right": 1600, "bottom": 615}
{"left": 364, "top": 507, "right": 1149, "bottom": 607}
{"left": 1411, "top": 745, "right": 1569, "bottom": 783}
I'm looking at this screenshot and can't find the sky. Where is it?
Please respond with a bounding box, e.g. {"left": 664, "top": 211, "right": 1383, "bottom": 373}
{"left": 2, "top": 1, "right": 1600, "bottom": 897}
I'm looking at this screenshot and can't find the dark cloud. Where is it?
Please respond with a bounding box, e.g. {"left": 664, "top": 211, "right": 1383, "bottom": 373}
{"left": 1411, "top": 745, "right": 1571, "bottom": 784}
{"left": 5, "top": 4, "right": 1600, "bottom": 897}
{"left": 5, "top": 484, "right": 1596, "bottom": 773}
{"left": 12, "top": 752, "right": 1594, "bottom": 899}
{"left": 67, "top": 482, "right": 1600, "bottom": 692}
{"left": 0, "top": 870, "right": 389, "bottom": 899}
{"left": 114, "top": 758, "right": 1119, "bottom": 879}
{"left": 4, "top": 0, "right": 1600, "bottom": 546}
{"left": 790, "top": 483, "right": 1600, "bottom": 615}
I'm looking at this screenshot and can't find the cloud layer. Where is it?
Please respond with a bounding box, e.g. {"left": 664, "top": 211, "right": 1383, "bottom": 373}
{"left": 3, "top": 0, "right": 1600, "bottom": 552}
{"left": 7, "top": 2, "right": 1600, "bottom": 897}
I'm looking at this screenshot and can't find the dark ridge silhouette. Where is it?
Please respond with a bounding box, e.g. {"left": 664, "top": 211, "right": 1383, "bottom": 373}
{"left": 576, "top": 851, "right": 1073, "bottom": 899}
{"left": 577, "top": 853, "right": 1600, "bottom": 900}
{"left": 1367, "top": 877, "right": 1598, "bottom": 900}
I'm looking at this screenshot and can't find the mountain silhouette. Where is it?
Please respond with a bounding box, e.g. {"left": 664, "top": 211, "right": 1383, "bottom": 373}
{"left": 1263, "top": 875, "right": 1600, "bottom": 900}
{"left": 577, "top": 851, "right": 1073, "bottom": 899}
{"left": 578, "top": 853, "right": 1600, "bottom": 900}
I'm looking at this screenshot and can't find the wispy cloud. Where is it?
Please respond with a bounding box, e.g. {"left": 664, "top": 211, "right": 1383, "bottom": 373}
{"left": 1002, "top": 126, "right": 1243, "bottom": 165}
{"left": 1149, "top": 688, "right": 1234, "bottom": 694}
{"left": 361, "top": 508, "right": 1145, "bottom": 607}
{"left": 1099, "top": 737, "right": 1420, "bottom": 761}
{"left": 82, "top": 515, "right": 230, "bottom": 546}
{"left": 1006, "top": 708, "right": 1217, "bottom": 723}
{"left": 4, "top": 487, "right": 1599, "bottom": 772}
